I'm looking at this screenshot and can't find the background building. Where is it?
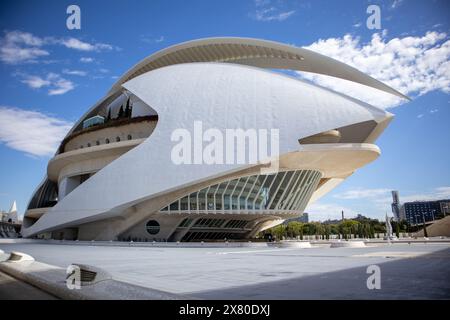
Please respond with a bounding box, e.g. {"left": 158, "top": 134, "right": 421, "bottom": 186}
{"left": 0, "top": 200, "right": 21, "bottom": 238}
{"left": 391, "top": 190, "right": 402, "bottom": 221}
{"left": 404, "top": 199, "right": 450, "bottom": 225}
{"left": 0, "top": 201, "right": 19, "bottom": 224}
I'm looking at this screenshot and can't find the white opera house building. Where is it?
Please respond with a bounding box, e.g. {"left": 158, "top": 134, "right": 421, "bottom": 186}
{"left": 21, "top": 38, "right": 407, "bottom": 241}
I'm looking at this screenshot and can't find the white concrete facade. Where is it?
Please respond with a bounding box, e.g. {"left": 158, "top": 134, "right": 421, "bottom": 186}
{"left": 21, "top": 38, "right": 405, "bottom": 241}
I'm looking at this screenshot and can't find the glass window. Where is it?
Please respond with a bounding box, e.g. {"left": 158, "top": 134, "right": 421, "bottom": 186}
{"left": 198, "top": 189, "right": 207, "bottom": 210}
{"left": 207, "top": 185, "right": 218, "bottom": 210}
{"left": 146, "top": 220, "right": 160, "bottom": 235}
{"left": 189, "top": 192, "right": 197, "bottom": 211}
{"left": 256, "top": 174, "right": 275, "bottom": 209}
{"left": 170, "top": 200, "right": 179, "bottom": 211}
{"left": 270, "top": 171, "right": 291, "bottom": 209}
{"left": 180, "top": 196, "right": 189, "bottom": 211}
{"left": 215, "top": 182, "right": 227, "bottom": 210}
{"left": 162, "top": 170, "right": 321, "bottom": 215}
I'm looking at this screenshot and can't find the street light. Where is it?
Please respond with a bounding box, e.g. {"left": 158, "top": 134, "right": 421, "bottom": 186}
{"left": 442, "top": 204, "right": 449, "bottom": 217}
{"left": 421, "top": 212, "right": 428, "bottom": 238}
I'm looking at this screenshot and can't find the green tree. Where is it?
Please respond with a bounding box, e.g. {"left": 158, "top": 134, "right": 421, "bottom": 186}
{"left": 118, "top": 105, "right": 124, "bottom": 118}
{"left": 369, "top": 224, "right": 375, "bottom": 238}
{"left": 395, "top": 222, "right": 400, "bottom": 238}
{"left": 324, "top": 225, "right": 331, "bottom": 240}
{"left": 288, "top": 222, "right": 303, "bottom": 238}
{"left": 272, "top": 225, "right": 285, "bottom": 240}
{"left": 124, "top": 98, "right": 132, "bottom": 118}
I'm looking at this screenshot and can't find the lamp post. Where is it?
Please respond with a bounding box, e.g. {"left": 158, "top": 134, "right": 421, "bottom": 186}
{"left": 442, "top": 204, "right": 449, "bottom": 217}
{"left": 422, "top": 212, "right": 428, "bottom": 238}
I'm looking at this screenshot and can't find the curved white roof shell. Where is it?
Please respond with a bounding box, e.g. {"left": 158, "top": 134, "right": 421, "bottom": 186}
{"left": 109, "top": 37, "right": 409, "bottom": 100}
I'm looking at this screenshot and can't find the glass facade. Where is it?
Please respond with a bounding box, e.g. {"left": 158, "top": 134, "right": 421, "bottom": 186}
{"left": 82, "top": 115, "right": 105, "bottom": 129}
{"left": 160, "top": 169, "right": 322, "bottom": 214}
{"left": 27, "top": 179, "right": 58, "bottom": 210}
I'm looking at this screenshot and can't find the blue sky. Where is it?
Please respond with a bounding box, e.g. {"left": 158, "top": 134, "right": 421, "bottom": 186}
{"left": 0, "top": 0, "right": 449, "bottom": 221}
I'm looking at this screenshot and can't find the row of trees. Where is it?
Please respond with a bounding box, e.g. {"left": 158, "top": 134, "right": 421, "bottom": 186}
{"left": 261, "top": 216, "right": 410, "bottom": 240}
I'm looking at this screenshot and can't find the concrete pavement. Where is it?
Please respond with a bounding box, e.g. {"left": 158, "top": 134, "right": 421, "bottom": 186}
{"left": 0, "top": 241, "right": 449, "bottom": 299}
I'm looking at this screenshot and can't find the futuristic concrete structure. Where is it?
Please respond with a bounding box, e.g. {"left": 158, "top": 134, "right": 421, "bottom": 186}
{"left": 22, "top": 38, "right": 406, "bottom": 241}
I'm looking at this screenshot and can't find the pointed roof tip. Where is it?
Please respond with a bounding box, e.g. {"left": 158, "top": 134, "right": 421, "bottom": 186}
{"left": 9, "top": 200, "right": 17, "bottom": 213}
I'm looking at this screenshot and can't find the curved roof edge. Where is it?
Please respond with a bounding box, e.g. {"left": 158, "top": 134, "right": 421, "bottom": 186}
{"left": 108, "top": 37, "right": 410, "bottom": 100}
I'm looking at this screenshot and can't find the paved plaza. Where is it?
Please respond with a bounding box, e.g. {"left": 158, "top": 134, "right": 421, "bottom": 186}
{"left": 1, "top": 241, "right": 449, "bottom": 299}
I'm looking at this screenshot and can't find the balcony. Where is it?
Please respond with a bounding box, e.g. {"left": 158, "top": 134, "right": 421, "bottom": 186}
{"left": 59, "top": 115, "right": 158, "bottom": 154}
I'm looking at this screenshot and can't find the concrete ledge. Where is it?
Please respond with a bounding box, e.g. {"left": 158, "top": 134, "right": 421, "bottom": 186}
{"left": 8, "top": 251, "right": 35, "bottom": 262}
{"left": 0, "top": 238, "right": 268, "bottom": 248}
{"left": 267, "top": 241, "right": 311, "bottom": 248}
{"left": 0, "top": 255, "right": 191, "bottom": 300}
{"left": 2, "top": 238, "right": 450, "bottom": 248}
{"left": 330, "top": 240, "right": 366, "bottom": 248}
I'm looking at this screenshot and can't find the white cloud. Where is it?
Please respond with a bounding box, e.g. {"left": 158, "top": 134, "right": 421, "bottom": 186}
{"left": 391, "top": 0, "right": 404, "bottom": 9}
{"left": 19, "top": 73, "right": 75, "bottom": 95}
{"left": 60, "top": 38, "right": 113, "bottom": 52}
{"left": 0, "top": 30, "right": 116, "bottom": 64}
{"left": 62, "top": 69, "right": 87, "bottom": 76}
{"left": 306, "top": 202, "right": 358, "bottom": 222}
{"left": 353, "top": 22, "right": 362, "bottom": 28}
{"left": 80, "top": 57, "right": 94, "bottom": 63}
{"left": 251, "top": 0, "right": 296, "bottom": 22}
{"left": 334, "top": 188, "right": 392, "bottom": 200}
{"left": 254, "top": 7, "right": 295, "bottom": 21}
{"left": 140, "top": 35, "right": 165, "bottom": 44}
{"left": 4, "top": 30, "right": 45, "bottom": 46}
{"left": 255, "top": 0, "right": 271, "bottom": 6}
{"left": 300, "top": 31, "right": 450, "bottom": 109}
{"left": 429, "top": 108, "right": 439, "bottom": 113}
{"left": 398, "top": 187, "right": 450, "bottom": 203}
{"left": 0, "top": 31, "right": 49, "bottom": 64}
{"left": 0, "top": 46, "right": 49, "bottom": 64}
{"left": 20, "top": 75, "right": 51, "bottom": 89}
{"left": 417, "top": 114, "right": 424, "bottom": 118}
{"left": 0, "top": 106, "right": 72, "bottom": 157}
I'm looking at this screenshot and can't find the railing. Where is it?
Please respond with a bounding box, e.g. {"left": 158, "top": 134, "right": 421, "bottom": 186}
{"left": 59, "top": 115, "right": 158, "bottom": 153}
